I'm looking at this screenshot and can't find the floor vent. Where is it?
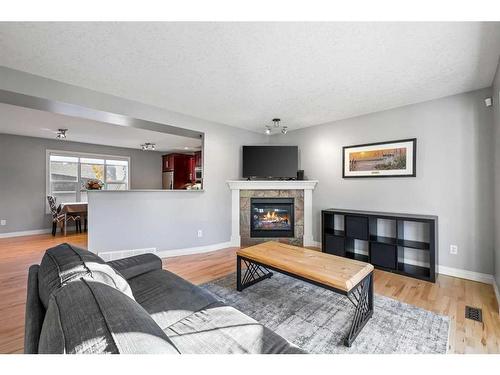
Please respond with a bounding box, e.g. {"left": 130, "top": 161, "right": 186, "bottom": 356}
{"left": 465, "top": 306, "right": 483, "bottom": 322}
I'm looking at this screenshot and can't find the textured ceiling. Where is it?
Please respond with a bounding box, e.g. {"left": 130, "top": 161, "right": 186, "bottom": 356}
{"left": 0, "top": 103, "right": 202, "bottom": 152}
{"left": 1, "top": 22, "right": 499, "bottom": 132}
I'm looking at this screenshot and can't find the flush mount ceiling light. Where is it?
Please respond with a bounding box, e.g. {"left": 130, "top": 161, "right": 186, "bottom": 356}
{"left": 141, "top": 142, "right": 156, "bottom": 151}
{"left": 56, "top": 129, "right": 68, "bottom": 139}
{"left": 264, "top": 118, "right": 287, "bottom": 135}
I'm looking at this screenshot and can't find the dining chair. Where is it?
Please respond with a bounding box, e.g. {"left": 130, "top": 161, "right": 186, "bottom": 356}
{"left": 47, "top": 196, "right": 81, "bottom": 236}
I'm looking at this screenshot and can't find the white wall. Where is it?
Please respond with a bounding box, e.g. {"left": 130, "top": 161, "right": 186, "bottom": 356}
{"left": 0, "top": 67, "right": 265, "bottom": 250}
{"left": 272, "top": 88, "right": 495, "bottom": 275}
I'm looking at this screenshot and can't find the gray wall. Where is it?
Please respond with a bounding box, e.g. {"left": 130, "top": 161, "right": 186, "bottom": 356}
{"left": 0, "top": 67, "right": 265, "bottom": 248}
{"left": 272, "top": 88, "right": 495, "bottom": 275}
{"left": 493, "top": 59, "right": 500, "bottom": 291}
{"left": 0, "top": 133, "right": 163, "bottom": 233}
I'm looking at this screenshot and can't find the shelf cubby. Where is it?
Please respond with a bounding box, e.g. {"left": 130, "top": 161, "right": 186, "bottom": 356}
{"left": 324, "top": 228, "right": 345, "bottom": 237}
{"left": 397, "top": 239, "right": 430, "bottom": 250}
{"left": 345, "top": 252, "right": 370, "bottom": 263}
{"left": 397, "top": 263, "right": 431, "bottom": 280}
{"left": 369, "top": 235, "right": 398, "bottom": 246}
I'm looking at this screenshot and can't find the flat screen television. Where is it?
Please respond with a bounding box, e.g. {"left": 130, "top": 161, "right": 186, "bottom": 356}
{"left": 242, "top": 145, "right": 298, "bottom": 179}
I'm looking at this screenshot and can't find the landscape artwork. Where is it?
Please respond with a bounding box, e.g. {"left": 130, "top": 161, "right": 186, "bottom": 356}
{"left": 343, "top": 138, "right": 416, "bottom": 178}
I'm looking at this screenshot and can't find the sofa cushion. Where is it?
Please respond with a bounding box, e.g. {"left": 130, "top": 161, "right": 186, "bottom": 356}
{"left": 128, "top": 268, "right": 218, "bottom": 330}
{"left": 107, "top": 253, "right": 162, "bottom": 280}
{"left": 165, "top": 302, "right": 304, "bottom": 354}
{"left": 38, "top": 243, "right": 134, "bottom": 308}
{"left": 38, "top": 279, "right": 179, "bottom": 354}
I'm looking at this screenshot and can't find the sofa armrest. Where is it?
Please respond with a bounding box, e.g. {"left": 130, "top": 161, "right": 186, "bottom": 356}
{"left": 107, "top": 253, "right": 163, "bottom": 280}
{"left": 25, "top": 265, "right": 45, "bottom": 354}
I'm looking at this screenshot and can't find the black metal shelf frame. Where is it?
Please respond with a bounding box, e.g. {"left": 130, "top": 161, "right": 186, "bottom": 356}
{"left": 322, "top": 209, "right": 437, "bottom": 282}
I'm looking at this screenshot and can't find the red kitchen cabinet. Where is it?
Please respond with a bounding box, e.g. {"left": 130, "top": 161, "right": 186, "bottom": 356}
{"left": 162, "top": 153, "right": 196, "bottom": 189}
{"left": 162, "top": 154, "right": 175, "bottom": 172}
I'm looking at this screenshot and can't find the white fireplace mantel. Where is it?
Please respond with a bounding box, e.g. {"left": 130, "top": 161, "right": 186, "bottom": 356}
{"left": 227, "top": 180, "right": 318, "bottom": 247}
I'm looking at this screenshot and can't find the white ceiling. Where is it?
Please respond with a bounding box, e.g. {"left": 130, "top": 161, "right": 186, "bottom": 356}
{"left": 1, "top": 22, "right": 499, "bottom": 132}
{"left": 0, "top": 103, "right": 202, "bottom": 152}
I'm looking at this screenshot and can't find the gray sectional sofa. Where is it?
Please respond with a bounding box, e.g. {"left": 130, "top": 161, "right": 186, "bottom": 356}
{"left": 25, "top": 243, "right": 303, "bottom": 354}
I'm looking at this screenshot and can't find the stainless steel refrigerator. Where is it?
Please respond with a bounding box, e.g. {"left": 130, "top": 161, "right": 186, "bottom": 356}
{"left": 162, "top": 171, "right": 174, "bottom": 190}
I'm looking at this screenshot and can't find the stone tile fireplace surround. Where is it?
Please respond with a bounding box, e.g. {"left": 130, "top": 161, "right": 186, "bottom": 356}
{"left": 227, "top": 180, "right": 318, "bottom": 248}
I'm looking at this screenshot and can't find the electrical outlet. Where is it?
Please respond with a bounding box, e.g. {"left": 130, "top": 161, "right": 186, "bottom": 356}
{"left": 197, "top": 229, "right": 203, "bottom": 238}
{"left": 450, "top": 245, "right": 458, "bottom": 255}
{"left": 0, "top": 219, "right": 6, "bottom": 226}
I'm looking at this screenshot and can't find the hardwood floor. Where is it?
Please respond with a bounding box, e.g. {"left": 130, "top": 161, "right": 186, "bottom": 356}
{"left": 0, "top": 233, "right": 499, "bottom": 354}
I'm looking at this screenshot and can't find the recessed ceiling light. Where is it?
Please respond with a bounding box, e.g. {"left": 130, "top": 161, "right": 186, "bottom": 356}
{"left": 141, "top": 143, "right": 156, "bottom": 151}
{"left": 265, "top": 127, "right": 271, "bottom": 135}
{"left": 56, "top": 129, "right": 68, "bottom": 139}
{"left": 184, "top": 147, "right": 189, "bottom": 150}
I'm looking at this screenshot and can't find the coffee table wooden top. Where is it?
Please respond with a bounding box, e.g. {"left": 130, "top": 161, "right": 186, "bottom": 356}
{"left": 237, "top": 241, "right": 374, "bottom": 292}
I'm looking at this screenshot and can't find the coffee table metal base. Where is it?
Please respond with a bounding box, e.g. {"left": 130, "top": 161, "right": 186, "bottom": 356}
{"left": 236, "top": 255, "right": 374, "bottom": 347}
{"left": 236, "top": 256, "right": 273, "bottom": 292}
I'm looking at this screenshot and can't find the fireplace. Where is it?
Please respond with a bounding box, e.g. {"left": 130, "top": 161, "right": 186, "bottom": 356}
{"left": 250, "top": 198, "right": 294, "bottom": 238}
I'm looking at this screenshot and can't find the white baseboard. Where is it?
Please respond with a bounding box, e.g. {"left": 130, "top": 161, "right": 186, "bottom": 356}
{"left": 99, "top": 247, "right": 158, "bottom": 262}
{"left": 99, "top": 241, "right": 233, "bottom": 261}
{"left": 229, "top": 235, "right": 241, "bottom": 248}
{"left": 0, "top": 228, "right": 51, "bottom": 238}
{"left": 157, "top": 241, "right": 234, "bottom": 258}
{"left": 97, "top": 241, "right": 234, "bottom": 262}
{"left": 437, "top": 265, "right": 494, "bottom": 284}
{"left": 493, "top": 280, "right": 500, "bottom": 315}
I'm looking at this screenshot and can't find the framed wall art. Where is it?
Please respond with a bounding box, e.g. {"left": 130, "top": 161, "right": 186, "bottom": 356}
{"left": 342, "top": 138, "right": 416, "bottom": 178}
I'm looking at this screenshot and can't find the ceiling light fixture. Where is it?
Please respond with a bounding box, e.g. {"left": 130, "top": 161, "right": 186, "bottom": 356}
{"left": 264, "top": 118, "right": 288, "bottom": 135}
{"left": 141, "top": 142, "right": 156, "bottom": 151}
{"left": 56, "top": 129, "right": 68, "bottom": 139}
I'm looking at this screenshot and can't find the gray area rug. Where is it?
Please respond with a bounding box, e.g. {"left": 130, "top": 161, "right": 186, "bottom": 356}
{"left": 201, "top": 272, "right": 449, "bottom": 354}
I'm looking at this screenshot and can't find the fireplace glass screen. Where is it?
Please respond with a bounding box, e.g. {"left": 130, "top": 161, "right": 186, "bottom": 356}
{"left": 250, "top": 198, "right": 294, "bottom": 238}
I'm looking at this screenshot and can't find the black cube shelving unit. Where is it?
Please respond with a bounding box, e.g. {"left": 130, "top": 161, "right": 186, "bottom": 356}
{"left": 322, "top": 209, "right": 437, "bottom": 282}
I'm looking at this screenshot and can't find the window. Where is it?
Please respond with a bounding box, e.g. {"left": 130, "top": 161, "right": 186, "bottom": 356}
{"left": 47, "top": 150, "right": 130, "bottom": 205}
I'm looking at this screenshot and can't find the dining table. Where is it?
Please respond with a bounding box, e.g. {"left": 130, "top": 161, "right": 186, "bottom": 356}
{"left": 59, "top": 202, "right": 88, "bottom": 235}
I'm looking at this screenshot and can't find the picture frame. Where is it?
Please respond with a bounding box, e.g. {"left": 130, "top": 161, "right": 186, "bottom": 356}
{"left": 342, "top": 138, "right": 416, "bottom": 178}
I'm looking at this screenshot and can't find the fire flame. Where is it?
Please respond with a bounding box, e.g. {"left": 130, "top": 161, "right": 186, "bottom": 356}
{"left": 261, "top": 210, "right": 288, "bottom": 223}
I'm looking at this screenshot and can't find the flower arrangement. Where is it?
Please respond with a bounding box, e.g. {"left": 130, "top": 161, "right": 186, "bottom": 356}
{"left": 85, "top": 179, "right": 104, "bottom": 190}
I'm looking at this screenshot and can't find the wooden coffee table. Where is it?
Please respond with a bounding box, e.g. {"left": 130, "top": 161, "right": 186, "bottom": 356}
{"left": 236, "top": 241, "right": 374, "bottom": 347}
